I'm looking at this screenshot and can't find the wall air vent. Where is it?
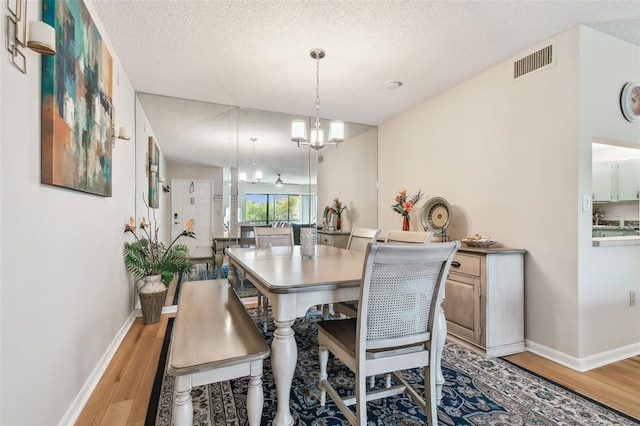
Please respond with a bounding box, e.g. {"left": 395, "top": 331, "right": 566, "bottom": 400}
{"left": 513, "top": 42, "right": 555, "bottom": 80}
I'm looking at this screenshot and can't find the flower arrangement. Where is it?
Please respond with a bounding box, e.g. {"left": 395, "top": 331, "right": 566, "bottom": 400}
{"left": 123, "top": 199, "right": 196, "bottom": 285}
{"left": 329, "top": 197, "right": 346, "bottom": 218}
{"left": 391, "top": 188, "right": 423, "bottom": 218}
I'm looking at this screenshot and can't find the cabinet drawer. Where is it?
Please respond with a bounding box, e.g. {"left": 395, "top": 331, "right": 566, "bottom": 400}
{"left": 319, "top": 235, "right": 333, "bottom": 245}
{"left": 450, "top": 253, "right": 481, "bottom": 277}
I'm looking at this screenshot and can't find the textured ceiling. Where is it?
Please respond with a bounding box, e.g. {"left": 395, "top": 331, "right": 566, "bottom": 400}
{"left": 92, "top": 0, "right": 640, "bottom": 180}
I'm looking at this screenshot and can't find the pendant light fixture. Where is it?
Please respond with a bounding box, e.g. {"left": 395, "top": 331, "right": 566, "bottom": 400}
{"left": 239, "top": 138, "right": 262, "bottom": 184}
{"left": 292, "top": 48, "right": 344, "bottom": 150}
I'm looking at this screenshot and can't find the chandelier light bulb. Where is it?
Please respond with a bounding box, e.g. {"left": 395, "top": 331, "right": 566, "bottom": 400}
{"left": 329, "top": 121, "right": 344, "bottom": 143}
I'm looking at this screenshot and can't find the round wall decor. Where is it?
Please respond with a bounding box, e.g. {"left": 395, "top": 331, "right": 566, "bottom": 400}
{"left": 620, "top": 82, "right": 640, "bottom": 122}
{"left": 421, "top": 196, "right": 451, "bottom": 235}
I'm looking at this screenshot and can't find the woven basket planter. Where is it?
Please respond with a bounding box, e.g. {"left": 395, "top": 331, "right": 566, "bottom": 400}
{"left": 138, "top": 275, "right": 167, "bottom": 324}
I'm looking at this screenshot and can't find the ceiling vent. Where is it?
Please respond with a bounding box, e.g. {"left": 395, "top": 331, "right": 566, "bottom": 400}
{"left": 513, "top": 42, "right": 555, "bottom": 80}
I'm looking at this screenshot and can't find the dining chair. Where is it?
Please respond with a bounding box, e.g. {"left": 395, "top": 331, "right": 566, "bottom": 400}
{"left": 253, "top": 226, "right": 294, "bottom": 332}
{"left": 329, "top": 228, "right": 380, "bottom": 319}
{"left": 336, "top": 229, "right": 434, "bottom": 388}
{"left": 323, "top": 228, "right": 380, "bottom": 319}
{"left": 317, "top": 240, "right": 461, "bottom": 425}
{"left": 385, "top": 230, "right": 434, "bottom": 244}
{"left": 346, "top": 227, "right": 382, "bottom": 252}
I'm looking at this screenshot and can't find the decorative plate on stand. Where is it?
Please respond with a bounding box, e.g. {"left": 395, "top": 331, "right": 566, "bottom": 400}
{"left": 421, "top": 196, "right": 452, "bottom": 238}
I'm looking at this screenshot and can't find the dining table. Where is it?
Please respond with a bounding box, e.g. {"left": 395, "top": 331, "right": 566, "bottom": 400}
{"left": 225, "top": 244, "right": 448, "bottom": 426}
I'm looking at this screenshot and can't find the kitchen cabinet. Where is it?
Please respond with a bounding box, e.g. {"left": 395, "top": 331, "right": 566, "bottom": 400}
{"left": 618, "top": 158, "right": 640, "bottom": 201}
{"left": 442, "top": 247, "right": 526, "bottom": 357}
{"left": 593, "top": 159, "right": 640, "bottom": 202}
{"left": 593, "top": 161, "right": 614, "bottom": 202}
{"left": 592, "top": 228, "right": 639, "bottom": 238}
{"left": 317, "top": 230, "right": 350, "bottom": 249}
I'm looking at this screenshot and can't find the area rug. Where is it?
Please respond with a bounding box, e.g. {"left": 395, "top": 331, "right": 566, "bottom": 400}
{"left": 146, "top": 310, "right": 639, "bottom": 425}
{"left": 174, "top": 264, "right": 259, "bottom": 304}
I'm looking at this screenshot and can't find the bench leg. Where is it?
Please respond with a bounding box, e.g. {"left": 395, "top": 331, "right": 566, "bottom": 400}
{"left": 247, "top": 361, "right": 264, "bottom": 426}
{"left": 173, "top": 375, "right": 193, "bottom": 426}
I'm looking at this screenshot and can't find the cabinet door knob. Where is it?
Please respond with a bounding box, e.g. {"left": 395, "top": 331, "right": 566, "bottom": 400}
{"left": 451, "top": 261, "right": 461, "bottom": 268}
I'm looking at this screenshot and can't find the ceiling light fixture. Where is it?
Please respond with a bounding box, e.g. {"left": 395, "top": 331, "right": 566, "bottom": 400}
{"left": 275, "top": 173, "right": 283, "bottom": 187}
{"left": 292, "top": 48, "right": 344, "bottom": 150}
{"left": 240, "top": 138, "right": 263, "bottom": 184}
{"left": 385, "top": 80, "right": 403, "bottom": 90}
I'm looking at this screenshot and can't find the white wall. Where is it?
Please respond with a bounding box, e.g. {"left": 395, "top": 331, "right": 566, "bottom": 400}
{"left": 378, "top": 25, "right": 640, "bottom": 368}
{"left": 0, "top": 1, "right": 137, "bottom": 423}
{"left": 578, "top": 27, "right": 640, "bottom": 364}
{"left": 317, "top": 127, "right": 378, "bottom": 232}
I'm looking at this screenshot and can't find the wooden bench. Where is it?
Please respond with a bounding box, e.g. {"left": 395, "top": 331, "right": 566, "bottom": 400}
{"left": 168, "top": 279, "right": 270, "bottom": 425}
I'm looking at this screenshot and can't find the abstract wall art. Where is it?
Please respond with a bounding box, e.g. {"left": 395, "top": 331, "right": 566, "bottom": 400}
{"left": 41, "top": 0, "right": 114, "bottom": 196}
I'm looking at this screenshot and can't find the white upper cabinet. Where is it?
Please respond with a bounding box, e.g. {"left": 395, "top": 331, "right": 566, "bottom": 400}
{"left": 593, "top": 161, "right": 615, "bottom": 202}
{"left": 618, "top": 158, "right": 640, "bottom": 201}
{"left": 593, "top": 158, "right": 640, "bottom": 202}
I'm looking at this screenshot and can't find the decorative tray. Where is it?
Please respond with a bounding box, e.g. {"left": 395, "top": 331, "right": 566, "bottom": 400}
{"left": 462, "top": 234, "right": 498, "bottom": 247}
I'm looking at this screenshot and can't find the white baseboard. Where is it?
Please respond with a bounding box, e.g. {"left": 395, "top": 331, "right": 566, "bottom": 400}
{"left": 525, "top": 339, "right": 640, "bottom": 372}
{"left": 162, "top": 305, "right": 177, "bottom": 314}
{"left": 58, "top": 311, "right": 137, "bottom": 426}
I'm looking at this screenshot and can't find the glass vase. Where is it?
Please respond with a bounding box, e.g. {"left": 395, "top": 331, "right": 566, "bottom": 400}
{"left": 336, "top": 216, "right": 341, "bottom": 231}
{"left": 402, "top": 216, "right": 410, "bottom": 231}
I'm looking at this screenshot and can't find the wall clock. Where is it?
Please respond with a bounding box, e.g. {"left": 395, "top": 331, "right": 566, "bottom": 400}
{"left": 620, "top": 82, "right": 640, "bottom": 122}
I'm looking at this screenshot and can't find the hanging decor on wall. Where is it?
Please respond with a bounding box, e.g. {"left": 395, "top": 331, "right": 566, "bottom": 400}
{"left": 148, "top": 137, "right": 160, "bottom": 208}
{"left": 40, "top": 0, "right": 114, "bottom": 196}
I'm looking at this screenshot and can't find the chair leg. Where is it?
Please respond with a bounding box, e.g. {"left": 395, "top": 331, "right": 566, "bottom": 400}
{"left": 262, "top": 296, "right": 268, "bottom": 333}
{"left": 319, "top": 345, "right": 328, "bottom": 406}
{"left": 385, "top": 373, "right": 391, "bottom": 388}
{"left": 424, "top": 366, "right": 437, "bottom": 426}
{"left": 355, "top": 369, "right": 368, "bottom": 425}
{"left": 368, "top": 375, "right": 375, "bottom": 389}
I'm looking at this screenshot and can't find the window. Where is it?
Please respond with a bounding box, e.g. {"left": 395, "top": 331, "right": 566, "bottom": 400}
{"left": 243, "top": 193, "right": 316, "bottom": 224}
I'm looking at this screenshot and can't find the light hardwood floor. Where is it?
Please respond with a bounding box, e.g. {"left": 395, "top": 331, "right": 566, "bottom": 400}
{"left": 76, "top": 313, "right": 640, "bottom": 424}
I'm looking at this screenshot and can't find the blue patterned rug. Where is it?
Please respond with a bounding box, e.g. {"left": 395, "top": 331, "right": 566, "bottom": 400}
{"left": 146, "top": 310, "right": 639, "bottom": 425}
{"left": 176, "top": 263, "right": 259, "bottom": 303}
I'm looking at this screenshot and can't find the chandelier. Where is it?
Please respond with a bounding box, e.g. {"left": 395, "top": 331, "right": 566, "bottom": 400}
{"left": 239, "top": 138, "right": 263, "bottom": 184}
{"left": 291, "top": 48, "right": 344, "bottom": 150}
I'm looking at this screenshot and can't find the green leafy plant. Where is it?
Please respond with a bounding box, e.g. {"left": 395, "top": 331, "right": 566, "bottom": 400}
{"left": 123, "top": 198, "right": 196, "bottom": 284}
{"left": 391, "top": 188, "right": 423, "bottom": 218}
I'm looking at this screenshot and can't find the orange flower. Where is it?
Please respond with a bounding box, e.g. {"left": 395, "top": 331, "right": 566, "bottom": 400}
{"left": 140, "top": 217, "right": 150, "bottom": 229}
{"left": 391, "top": 188, "right": 423, "bottom": 218}
{"left": 330, "top": 197, "right": 346, "bottom": 217}
{"left": 124, "top": 216, "right": 137, "bottom": 233}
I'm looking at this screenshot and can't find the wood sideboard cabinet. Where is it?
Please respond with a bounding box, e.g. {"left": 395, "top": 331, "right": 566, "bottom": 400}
{"left": 317, "top": 230, "right": 350, "bottom": 249}
{"left": 442, "top": 246, "right": 526, "bottom": 357}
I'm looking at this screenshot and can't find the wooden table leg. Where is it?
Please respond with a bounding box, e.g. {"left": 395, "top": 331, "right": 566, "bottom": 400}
{"left": 173, "top": 375, "right": 193, "bottom": 426}
{"left": 247, "top": 361, "right": 264, "bottom": 426}
{"left": 271, "top": 318, "right": 296, "bottom": 426}
{"left": 227, "top": 262, "right": 239, "bottom": 287}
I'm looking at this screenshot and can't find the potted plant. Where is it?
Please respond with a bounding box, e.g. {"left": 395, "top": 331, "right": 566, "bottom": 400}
{"left": 123, "top": 200, "right": 195, "bottom": 324}
{"left": 328, "top": 197, "right": 346, "bottom": 231}
{"left": 391, "top": 188, "right": 423, "bottom": 231}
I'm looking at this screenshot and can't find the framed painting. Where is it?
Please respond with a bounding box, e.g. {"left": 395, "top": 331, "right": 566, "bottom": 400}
{"left": 148, "top": 137, "right": 159, "bottom": 208}
{"left": 41, "top": 0, "right": 114, "bottom": 196}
